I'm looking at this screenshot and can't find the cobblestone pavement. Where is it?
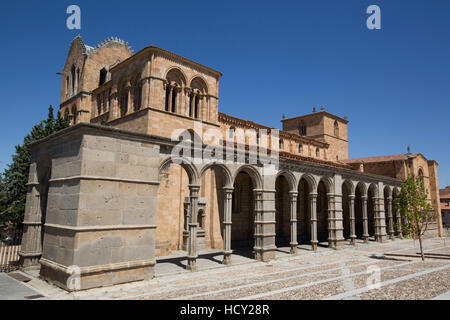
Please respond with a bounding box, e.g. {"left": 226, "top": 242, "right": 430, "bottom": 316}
{"left": 22, "top": 237, "right": 450, "bottom": 300}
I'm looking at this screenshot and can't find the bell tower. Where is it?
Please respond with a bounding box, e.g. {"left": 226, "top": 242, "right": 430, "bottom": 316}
{"left": 281, "top": 106, "right": 349, "bottom": 161}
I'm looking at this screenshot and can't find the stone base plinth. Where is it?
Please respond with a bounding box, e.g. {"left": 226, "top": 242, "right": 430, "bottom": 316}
{"left": 39, "top": 258, "right": 155, "bottom": 291}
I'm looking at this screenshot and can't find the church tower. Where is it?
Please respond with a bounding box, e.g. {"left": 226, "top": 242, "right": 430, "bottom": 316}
{"left": 281, "top": 106, "right": 349, "bottom": 161}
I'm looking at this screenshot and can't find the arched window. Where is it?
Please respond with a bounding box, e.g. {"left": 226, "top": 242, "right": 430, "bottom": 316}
{"left": 256, "top": 132, "right": 260, "bottom": 145}
{"left": 70, "top": 65, "right": 76, "bottom": 96}
{"left": 190, "top": 77, "right": 208, "bottom": 119}
{"left": 279, "top": 139, "right": 283, "bottom": 150}
{"left": 71, "top": 105, "right": 77, "bottom": 125}
{"left": 99, "top": 68, "right": 107, "bottom": 86}
{"left": 165, "top": 69, "right": 186, "bottom": 114}
{"left": 298, "top": 144, "right": 302, "bottom": 154}
{"left": 132, "top": 74, "right": 142, "bottom": 112}
{"left": 197, "top": 209, "right": 205, "bottom": 229}
{"left": 119, "top": 82, "right": 128, "bottom": 117}
{"left": 418, "top": 168, "right": 424, "bottom": 184}
{"left": 316, "top": 148, "right": 320, "bottom": 158}
{"left": 172, "top": 85, "right": 177, "bottom": 113}
{"left": 76, "top": 67, "right": 80, "bottom": 92}
{"left": 334, "top": 121, "right": 339, "bottom": 137}
{"left": 299, "top": 121, "right": 307, "bottom": 136}
{"left": 165, "top": 86, "right": 170, "bottom": 112}
{"left": 228, "top": 127, "right": 234, "bottom": 139}
{"left": 66, "top": 76, "right": 70, "bottom": 97}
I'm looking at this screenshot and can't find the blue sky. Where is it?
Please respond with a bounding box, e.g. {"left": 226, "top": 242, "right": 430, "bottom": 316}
{"left": 0, "top": 0, "right": 449, "bottom": 187}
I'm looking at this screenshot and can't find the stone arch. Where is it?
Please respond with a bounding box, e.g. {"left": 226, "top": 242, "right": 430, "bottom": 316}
{"left": 198, "top": 163, "right": 234, "bottom": 250}
{"left": 343, "top": 180, "right": 355, "bottom": 196}
{"left": 159, "top": 156, "right": 199, "bottom": 185}
{"left": 131, "top": 71, "right": 143, "bottom": 111}
{"left": 316, "top": 180, "right": 329, "bottom": 243}
{"left": 190, "top": 76, "right": 209, "bottom": 94}
{"left": 318, "top": 176, "right": 334, "bottom": 194}
{"left": 165, "top": 67, "right": 187, "bottom": 86}
{"left": 275, "top": 174, "right": 291, "bottom": 247}
{"left": 199, "top": 163, "right": 233, "bottom": 189}
{"left": 298, "top": 173, "right": 317, "bottom": 193}
{"left": 165, "top": 68, "right": 186, "bottom": 113}
{"left": 384, "top": 185, "right": 392, "bottom": 198}
{"left": 356, "top": 181, "right": 367, "bottom": 197}
{"left": 118, "top": 78, "right": 129, "bottom": 117}
{"left": 276, "top": 170, "right": 297, "bottom": 193}
{"left": 297, "top": 173, "right": 316, "bottom": 244}
{"left": 231, "top": 167, "right": 259, "bottom": 249}
{"left": 233, "top": 165, "right": 263, "bottom": 190}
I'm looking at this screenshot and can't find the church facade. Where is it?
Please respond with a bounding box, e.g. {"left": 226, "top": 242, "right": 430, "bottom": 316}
{"left": 18, "top": 36, "right": 443, "bottom": 291}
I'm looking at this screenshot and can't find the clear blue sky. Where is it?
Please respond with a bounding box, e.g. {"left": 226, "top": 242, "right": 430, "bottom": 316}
{"left": 0, "top": 0, "right": 449, "bottom": 188}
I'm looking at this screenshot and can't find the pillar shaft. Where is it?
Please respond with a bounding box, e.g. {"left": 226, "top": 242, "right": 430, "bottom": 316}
{"left": 387, "top": 197, "right": 395, "bottom": 240}
{"left": 187, "top": 184, "right": 200, "bottom": 271}
{"left": 309, "top": 193, "right": 318, "bottom": 251}
{"left": 222, "top": 188, "right": 233, "bottom": 265}
{"left": 289, "top": 191, "right": 298, "bottom": 254}
{"left": 19, "top": 181, "right": 43, "bottom": 269}
{"left": 253, "top": 190, "right": 263, "bottom": 260}
{"left": 349, "top": 195, "right": 356, "bottom": 245}
{"left": 362, "top": 196, "right": 369, "bottom": 243}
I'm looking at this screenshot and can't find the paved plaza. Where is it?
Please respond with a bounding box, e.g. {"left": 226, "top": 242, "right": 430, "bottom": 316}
{"left": 2, "top": 237, "right": 450, "bottom": 300}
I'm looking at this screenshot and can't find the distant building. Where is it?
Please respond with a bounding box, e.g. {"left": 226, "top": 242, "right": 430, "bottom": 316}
{"left": 440, "top": 187, "right": 450, "bottom": 227}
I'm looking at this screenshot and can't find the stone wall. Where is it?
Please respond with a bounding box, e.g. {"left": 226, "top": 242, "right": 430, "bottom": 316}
{"left": 29, "top": 125, "right": 160, "bottom": 290}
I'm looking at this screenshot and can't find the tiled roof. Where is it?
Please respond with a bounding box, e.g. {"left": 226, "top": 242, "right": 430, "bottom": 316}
{"left": 342, "top": 154, "right": 418, "bottom": 164}
{"left": 440, "top": 187, "right": 450, "bottom": 199}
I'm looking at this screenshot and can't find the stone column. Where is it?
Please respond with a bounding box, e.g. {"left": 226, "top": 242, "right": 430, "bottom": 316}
{"left": 362, "top": 196, "right": 369, "bottom": 243}
{"left": 327, "top": 193, "right": 340, "bottom": 249}
{"left": 349, "top": 195, "right": 356, "bottom": 245}
{"left": 19, "top": 178, "right": 43, "bottom": 270}
{"left": 187, "top": 184, "right": 200, "bottom": 271}
{"left": 253, "top": 190, "right": 263, "bottom": 260}
{"left": 142, "top": 78, "right": 150, "bottom": 108}
{"left": 289, "top": 191, "right": 298, "bottom": 254}
{"left": 386, "top": 196, "right": 395, "bottom": 240}
{"left": 126, "top": 86, "right": 131, "bottom": 115}
{"left": 309, "top": 193, "right": 318, "bottom": 251}
{"left": 222, "top": 187, "right": 233, "bottom": 265}
{"left": 374, "top": 196, "right": 387, "bottom": 243}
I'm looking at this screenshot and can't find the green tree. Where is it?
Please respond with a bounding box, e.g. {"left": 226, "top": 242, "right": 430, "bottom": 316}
{"left": 394, "top": 175, "right": 437, "bottom": 261}
{"left": 0, "top": 106, "right": 69, "bottom": 229}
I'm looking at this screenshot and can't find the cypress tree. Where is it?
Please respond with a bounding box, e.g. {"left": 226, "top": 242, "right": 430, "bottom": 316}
{"left": 0, "top": 105, "right": 70, "bottom": 228}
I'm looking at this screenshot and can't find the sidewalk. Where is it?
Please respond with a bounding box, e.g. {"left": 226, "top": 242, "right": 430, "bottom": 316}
{"left": 0, "top": 272, "right": 43, "bottom": 300}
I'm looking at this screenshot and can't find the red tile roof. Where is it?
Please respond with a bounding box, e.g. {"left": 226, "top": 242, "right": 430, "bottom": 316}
{"left": 440, "top": 187, "right": 450, "bottom": 199}
{"left": 342, "top": 154, "right": 412, "bottom": 164}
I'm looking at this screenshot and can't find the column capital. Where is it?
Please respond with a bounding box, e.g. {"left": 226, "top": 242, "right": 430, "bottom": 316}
{"left": 308, "top": 193, "right": 318, "bottom": 199}
{"left": 223, "top": 187, "right": 234, "bottom": 192}
{"left": 348, "top": 194, "right": 355, "bottom": 200}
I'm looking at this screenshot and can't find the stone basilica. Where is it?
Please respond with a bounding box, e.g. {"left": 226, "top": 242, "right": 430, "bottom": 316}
{"left": 18, "top": 36, "right": 443, "bottom": 290}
